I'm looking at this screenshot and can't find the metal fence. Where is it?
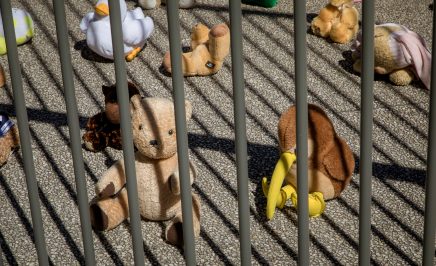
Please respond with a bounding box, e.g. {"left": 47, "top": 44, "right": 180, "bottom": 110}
{"left": 0, "top": 0, "right": 435, "bottom": 265}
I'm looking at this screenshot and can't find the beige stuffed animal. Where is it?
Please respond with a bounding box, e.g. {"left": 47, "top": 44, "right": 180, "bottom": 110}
{"left": 162, "top": 23, "right": 230, "bottom": 76}
{"left": 89, "top": 96, "right": 201, "bottom": 247}
{"left": 311, "top": 0, "right": 359, "bottom": 44}
{"left": 351, "top": 23, "right": 431, "bottom": 89}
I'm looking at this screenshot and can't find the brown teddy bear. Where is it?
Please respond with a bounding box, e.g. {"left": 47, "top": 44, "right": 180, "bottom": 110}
{"left": 82, "top": 82, "right": 140, "bottom": 152}
{"left": 262, "top": 104, "right": 355, "bottom": 219}
{"left": 0, "top": 63, "right": 5, "bottom": 88}
{"left": 0, "top": 112, "right": 20, "bottom": 168}
{"left": 162, "top": 23, "right": 230, "bottom": 76}
{"left": 351, "top": 23, "right": 431, "bottom": 89}
{"left": 89, "top": 96, "right": 201, "bottom": 247}
{"left": 311, "top": 0, "right": 359, "bottom": 44}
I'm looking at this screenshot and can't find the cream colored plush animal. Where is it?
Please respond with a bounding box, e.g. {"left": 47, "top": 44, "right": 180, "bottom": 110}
{"left": 311, "top": 0, "right": 359, "bottom": 44}
{"left": 89, "top": 96, "right": 201, "bottom": 247}
{"left": 351, "top": 23, "right": 431, "bottom": 89}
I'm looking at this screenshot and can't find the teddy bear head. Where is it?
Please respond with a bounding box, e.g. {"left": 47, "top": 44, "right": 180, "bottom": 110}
{"left": 130, "top": 96, "right": 192, "bottom": 159}
{"left": 329, "top": 0, "right": 353, "bottom": 7}
{"left": 102, "top": 81, "right": 140, "bottom": 124}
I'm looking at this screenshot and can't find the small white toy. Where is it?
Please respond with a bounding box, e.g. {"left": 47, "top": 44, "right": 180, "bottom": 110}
{"left": 138, "top": 0, "right": 195, "bottom": 10}
{"left": 80, "top": 0, "right": 154, "bottom": 61}
{"left": 0, "top": 8, "right": 34, "bottom": 55}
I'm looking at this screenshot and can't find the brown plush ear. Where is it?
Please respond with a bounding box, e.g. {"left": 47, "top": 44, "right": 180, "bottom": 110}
{"left": 323, "top": 136, "right": 355, "bottom": 182}
{"left": 277, "top": 105, "right": 297, "bottom": 153}
{"left": 185, "top": 100, "right": 192, "bottom": 121}
{"left": 130, "top": 94, "right": 143, "bottom": 116}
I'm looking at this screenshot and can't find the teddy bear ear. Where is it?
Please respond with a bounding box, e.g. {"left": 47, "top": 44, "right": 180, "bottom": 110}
{"left": 185, "top": 100, "right": 192, "bottom": 121}
{"left": 130, "top": 94, "right": 143, "bottom": 116}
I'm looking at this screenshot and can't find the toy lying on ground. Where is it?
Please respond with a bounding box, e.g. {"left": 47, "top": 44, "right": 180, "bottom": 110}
{"left": 82, "top": 82, "right": 140, "bottom": 152}
{"left": 80, "top": 0, "right": 154, "bottom": 61}
{"left": 351, "top": 23, "right": 432, "bottom": 89}
{"left": 311, "top": 0, "right": 359, "bottom": 44}
{"left": 162, "top": 23, "right": 230, "bottom": 76}
{"left": 138, "top": 0, "right": 195, "bottom": 9}
{"left": 0, "top": 8, "right": 34, "bottom": 55}
{"left": 241, "top": 0, "right": 278, "bottom": 8}
{"left": 262, "top": 104, "right": 355, "bottom": 219}
{"left": 0, "top": 112, "right": 20, "bottom": 168}
{"left": 89, "top": 96, "right": 201, "bottom": 247}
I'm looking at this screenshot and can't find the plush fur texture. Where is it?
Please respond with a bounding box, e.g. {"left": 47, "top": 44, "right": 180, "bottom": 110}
{"left": 89, "top": 96, "right": 201, "bottom": 247}
{"left": 0, "top": 113, "right": 20, "bottom": 168}
{"left": 0, "top": 63, "right": 5, "bottom": 88}
{"left": 82, "top": 82, "right": 140, "bottom": 152}
{"left": 351, "top": 23, "right": 431, "bottom": 89}
{"left": 311, "top": 0, "right": 359, "bottom": 44}
{"left": 162, "top": 23, "right": 230, "bottom": 76}
{"left": 278, "top": 104, "right": 355, "bottom": 199}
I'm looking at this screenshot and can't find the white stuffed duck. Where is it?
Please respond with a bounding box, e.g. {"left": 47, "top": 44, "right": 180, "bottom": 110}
{"left": 80, "top": 0, "right": 154, "bottom": 61}
{"left": 0, "top": 8, "right": 34, "bottom": 55}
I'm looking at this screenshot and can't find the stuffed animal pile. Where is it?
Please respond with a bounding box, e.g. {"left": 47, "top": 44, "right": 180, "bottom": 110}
{"left": 262, "top": 104, "right": 355, "bottom": 219}
{"left": 0, "top": 7, "right": 34, "bottom": 55}
{"left": 80, "top": 0, "right": 154, "bottom": 61}
{"left": 311, "top": 0, "right": 359, "bottom": 44}
{"left": 82, "top": 82, "right": 140, "bottom": 152}
{"left": 89, "top": 96, "right": 201, "bottom": 247}
{"left": 162, "top": 23, "right": 230, "bottom": 76}
{"left": 351, "top": 23, "right": 431, "bottom": 89}
{"left": 0, "top": 112, "right": 20, "bottom": 168}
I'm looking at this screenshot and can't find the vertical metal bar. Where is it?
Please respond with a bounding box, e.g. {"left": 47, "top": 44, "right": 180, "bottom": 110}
{"left": 422, "top": 4, "right": 436, "bottom": 265}
{"left": 0, "top": 1, "right": 49, "bottom": 265}
{"left": 107, "top": 1, "right": 145, "bottom": 265}
{"left": 51, "top": 0, "right": 96, "bottom": 264}
{"left": 229, "top": 1, "right": 252, "bottom": 265}
{"left": 294, "top": 0, "right": 309, "bottom": 264}
{"left": 359, "top": 0, "right": 375, "bottom": 265}
{"left": 166, "top": 2, "right": 196, "bottom": 265}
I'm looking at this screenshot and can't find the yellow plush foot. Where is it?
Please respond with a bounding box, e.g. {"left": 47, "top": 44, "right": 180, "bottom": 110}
{"left": 126, "top": 47, "right": 141, "bottom": 62}
{"left": 291, "top": 191, "right": 326, "bottom": 217}
{"left": 262, "top": 179, "right": 296, "bottom": 209}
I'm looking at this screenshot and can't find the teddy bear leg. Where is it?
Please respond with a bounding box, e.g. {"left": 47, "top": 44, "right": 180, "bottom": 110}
{"left": 389, "top": 69, "right": 415, "bottom": 86}
{"left": 138, "top": 0, "right": 161, "bottom": 9}
{"left": 89, "top": 187, "right": 130, "bottom": 231}
{"left": 165, "top": 193, "right": 201, "bottom": 247}
{"left": 190, "top": 23, "right": 210, "bottom": 50}
{"left": 162, "top": 50, "right": 198, "bottom": 76}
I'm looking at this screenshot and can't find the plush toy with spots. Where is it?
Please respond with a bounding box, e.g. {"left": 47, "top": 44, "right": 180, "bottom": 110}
{"left": 262, "top": 104, "right": 355, "bottom": 219}
{"left": 82, "top": 82, "right": 140, "bottom": 152}
{"left": 89, "top": 96, "right": 201, "bottom": 247}
{"left": 0, "top": 112, "right": 20, "bottom": 168}
{"left": 0, "top": 8, "right": 34, "bottom": 55}
{"left": 162, "top": 23, "right": 230, "bottom": 76}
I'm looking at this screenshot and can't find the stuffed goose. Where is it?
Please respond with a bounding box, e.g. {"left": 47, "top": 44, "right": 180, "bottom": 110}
{"left": 80, "top": 0, "right": 154, "bottom": 61}
{"left": 0, "top": 8, "right": 34, "bottom": 55}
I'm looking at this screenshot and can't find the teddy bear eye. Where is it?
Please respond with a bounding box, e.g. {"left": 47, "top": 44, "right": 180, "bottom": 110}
{"left": 138, "top": 124, "right": 143, "bottom": 130}
{"left": 168, "top": 129, "right": 174, "bottom": 135}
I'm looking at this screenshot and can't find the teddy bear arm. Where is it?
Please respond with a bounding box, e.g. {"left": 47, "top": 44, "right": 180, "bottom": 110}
{"left": 339, "top": 7, "right": 358, "bottom": 27}
{"left": 169, "top": 161, "right": 196, "bottom": 195}
{"left": 96, "top": 160, "right": 127, "bottom": 198}
{"left": 389, "top": 68, "right": 415, "bottom": 86}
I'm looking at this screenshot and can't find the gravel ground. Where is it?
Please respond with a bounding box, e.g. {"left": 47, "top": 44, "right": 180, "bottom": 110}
{"left": 0, "top": 0, "right": 433, "bottom": 265}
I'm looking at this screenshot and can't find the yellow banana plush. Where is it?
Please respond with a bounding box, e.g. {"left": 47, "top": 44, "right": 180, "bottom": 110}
{"left": 262, "top": 152, "right": 326, "bottom": 220}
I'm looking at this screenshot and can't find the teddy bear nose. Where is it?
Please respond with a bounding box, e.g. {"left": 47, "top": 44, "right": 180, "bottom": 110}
{"left": 149, "top": 140, "right": 159, "bottom": 146}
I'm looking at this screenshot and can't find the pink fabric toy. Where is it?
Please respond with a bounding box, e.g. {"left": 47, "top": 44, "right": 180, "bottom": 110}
{"left": 351, "top": 23, "right": 432, "bottom": 89}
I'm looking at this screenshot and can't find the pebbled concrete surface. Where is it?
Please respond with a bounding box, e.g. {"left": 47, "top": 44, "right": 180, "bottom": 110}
{"left": 0, "top": 0, "right": 433, "bottom": 265}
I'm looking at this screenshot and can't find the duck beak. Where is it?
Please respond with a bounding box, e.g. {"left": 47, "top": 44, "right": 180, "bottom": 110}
{"left": 95, "top": 3, "right": 110, "bottom": 16}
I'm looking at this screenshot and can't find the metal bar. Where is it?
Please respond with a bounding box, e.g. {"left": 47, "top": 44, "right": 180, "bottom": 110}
{"left": 0, "top": 1, "right": 49, "bottom": 265}
{"left": 107, "top": 0, "right": 145, "bottom": 265}
{"left": 359, "top": 0, "right": 375, "bottom": 264}
{"left": 229, "top": 1, "right": 252, "bottom": 265}
{"left": 166, "top": 2, "right": 196, "bottom": 265}
{"left": 294, "top": 0, "right": 309, "bottom": 264}
{"left": 422, "top": 3, "right": 436, "bottom": 265}
{"left": 51, "top": 0, "right": 96, "bottom": 264}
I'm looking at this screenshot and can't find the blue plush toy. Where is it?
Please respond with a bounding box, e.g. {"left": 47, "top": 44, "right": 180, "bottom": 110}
{"left": 0, "top": 8, "right": 34, "bottom": 55}
{"left": 80, "top": 0, "right": 154, "bottom": 61}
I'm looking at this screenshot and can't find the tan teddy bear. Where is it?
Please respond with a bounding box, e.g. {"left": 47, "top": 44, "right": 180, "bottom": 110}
{"left": 351, "top": 23, "right": 431, "bottom": 89}
{"left": 311, "top": 0, "right": 359, "bottom": 44}
{"left": 162, "top": 23, "right": 230, "bottom": 76}
{"left": 89, "top": 96, "right": 201, "bottom": 247}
